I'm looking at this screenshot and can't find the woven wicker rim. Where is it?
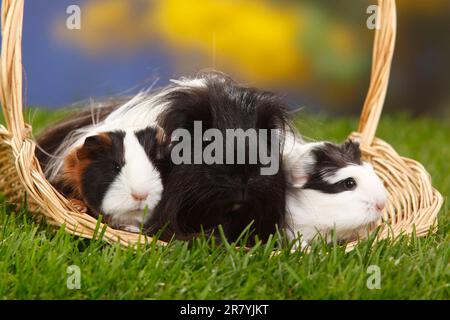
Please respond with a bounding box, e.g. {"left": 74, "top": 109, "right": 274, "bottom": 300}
{"left": 0, "top": 0, "right": 444, "bottom": 249}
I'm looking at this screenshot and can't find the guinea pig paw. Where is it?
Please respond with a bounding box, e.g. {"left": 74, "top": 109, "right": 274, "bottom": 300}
{"left": 68, "top": 199, "right": 88, "bottom": 213}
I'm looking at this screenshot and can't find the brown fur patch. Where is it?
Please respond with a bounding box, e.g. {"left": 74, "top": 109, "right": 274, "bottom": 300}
{"left": 59, "top": 147, "right": 91, "bottom": 199}
{"left": 59, "top": 132, "right": 112, "bottom": 199}
{"left": 76, "top": 133, "right": 112, "bottom": 160}
{"left": 155, "top": 125, "right": 166, "bottom": 145}
{"left": 98, "top": 132, "right": 112, "bottom": 144}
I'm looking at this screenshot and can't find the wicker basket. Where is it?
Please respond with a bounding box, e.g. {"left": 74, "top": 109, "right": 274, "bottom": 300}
{"left": 0, "top": 0, "right": 443, "bottom": 249}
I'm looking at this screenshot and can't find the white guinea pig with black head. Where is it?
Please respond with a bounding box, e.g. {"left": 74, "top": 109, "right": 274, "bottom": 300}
{"left": 283, "top": 136, "right": 387, "bottom": 247}
{"left": 53, "top": 126, "right": 168, "bottom": 232}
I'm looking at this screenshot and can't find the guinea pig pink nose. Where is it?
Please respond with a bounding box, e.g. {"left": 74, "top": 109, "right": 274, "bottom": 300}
{"left": 131, "top": 192, "right": 148, "bottom": 201}
{"left": 375, "top": 202, "right": 385, "bottom": 212}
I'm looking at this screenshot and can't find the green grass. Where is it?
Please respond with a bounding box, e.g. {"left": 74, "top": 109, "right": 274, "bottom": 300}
{"left": 0, "top": 109, "right": 448, "bottom": 299}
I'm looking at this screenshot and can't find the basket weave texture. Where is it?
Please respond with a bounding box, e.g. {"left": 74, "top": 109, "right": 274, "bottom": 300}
{"left": 0, "top": 0, "right": 443, "bottom": 248}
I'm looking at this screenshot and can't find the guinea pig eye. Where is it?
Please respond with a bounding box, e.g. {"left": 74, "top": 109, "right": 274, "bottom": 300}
{"left": 343, "top": 178, "right": 357, "bottom": 190}
{"left": 113, "top": 163, "right": 121, "bottom": 173}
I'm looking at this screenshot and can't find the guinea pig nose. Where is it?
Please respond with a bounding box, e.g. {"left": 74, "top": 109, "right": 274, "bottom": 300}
{"left": 375, "top": 202, "right": 385, "bottom": 212}
{"left": 131, "top": 192, "right": 148, "bottom": 201}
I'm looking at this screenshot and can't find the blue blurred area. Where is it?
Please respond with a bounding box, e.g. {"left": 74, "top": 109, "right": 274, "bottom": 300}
{"left": 22, "top": 0, "right": 172, "bottom": 108}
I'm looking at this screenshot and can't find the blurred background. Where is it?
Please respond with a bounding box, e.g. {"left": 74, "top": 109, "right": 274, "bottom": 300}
{"left": 10, "top": 0, "right": 450, "bottom": 116}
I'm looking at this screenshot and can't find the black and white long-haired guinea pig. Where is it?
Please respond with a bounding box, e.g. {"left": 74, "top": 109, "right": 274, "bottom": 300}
{"left": 145, "top": 73, "right": 289, "bottom": 244}
{"left": 283, "top": 134, "right": 387, "bottom": 248}
{"left": 54, "top": 126, "right": 168, "bottom": 232}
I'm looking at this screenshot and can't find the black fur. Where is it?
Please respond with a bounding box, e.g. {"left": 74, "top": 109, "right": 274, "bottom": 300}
{"left": 145, "top": 72, "right": 289, "bottom": 244}
{"left": 302, "top": 140, "right": 362, "bottom": 194}
{"left": 80, "top": 131, "right": 125, "bottom": 213}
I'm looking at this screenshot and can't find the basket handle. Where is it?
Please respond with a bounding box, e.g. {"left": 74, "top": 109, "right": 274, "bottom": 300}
{"left": 357, "top": 0, "right": 397, "bottom": 147}
{"left": 0, "top": 0, "right": 26, "bottom": 143}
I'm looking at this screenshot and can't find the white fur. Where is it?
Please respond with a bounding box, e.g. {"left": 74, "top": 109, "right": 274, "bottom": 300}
{"left": 170, "top": 77, "right": 207, "bottom": 88}
{"left": 284, "top": 136, "right": 387, "bottom": 247}
{"left": 101, "top": 130, "right": 163, "bottom": 227}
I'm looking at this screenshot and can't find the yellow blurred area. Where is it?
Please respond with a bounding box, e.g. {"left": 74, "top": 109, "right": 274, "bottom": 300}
{"left": 58, "top": 0, "right": 353, "bottom": 87}
{"left": 150, "top": 0, "right": 305, "bottom": 85}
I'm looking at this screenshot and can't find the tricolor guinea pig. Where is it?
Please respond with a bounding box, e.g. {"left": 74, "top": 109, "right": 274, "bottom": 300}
{"left": 53, "top": 126, "right": 168, "bottom": 232}
{"left": 283, "top": 134, "right": 387, "bottom": 248}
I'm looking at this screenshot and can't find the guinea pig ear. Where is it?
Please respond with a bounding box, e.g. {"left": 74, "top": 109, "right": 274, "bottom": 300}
{"left": 285, "top": 149, "right": 312, "bottom": 188}
{"left": 76, "top": 134, "right": 110, "bottom": 160}
{"left": 155, "top": 125, "right": 167, "bottom": 145}
{"left": 288, "top": 164, "right": 309, "bottom": 188}
{"left": 154, "top": 125, "right": 170, "bottom": 160}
